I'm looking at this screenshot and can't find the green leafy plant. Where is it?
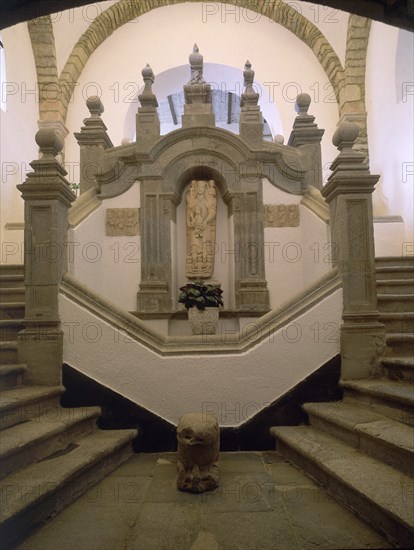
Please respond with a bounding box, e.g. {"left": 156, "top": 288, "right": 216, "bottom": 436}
{"left": 178, "top": 281, "right": 223, "bottom": 310}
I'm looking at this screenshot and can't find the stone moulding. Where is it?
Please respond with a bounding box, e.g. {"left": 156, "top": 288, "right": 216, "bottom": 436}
{"left": 300, "top": 185, "right": 330, "bottom": 223}
{"left": 93, "top": 127, "right": 308, "bottom": 199}
{"left": 59, "top": 268, "right": 342, "bottom": 356}
{"left": 68, "top": 188, "right": 102, "bottom": 228}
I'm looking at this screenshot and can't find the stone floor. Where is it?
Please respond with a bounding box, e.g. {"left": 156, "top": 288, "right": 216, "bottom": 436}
{"left": 18, "top": 452, "right": 392, "bottom": 550}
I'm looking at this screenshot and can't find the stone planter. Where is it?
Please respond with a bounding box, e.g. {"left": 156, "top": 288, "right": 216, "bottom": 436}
{"left": 188, "top": 307, "right": 219, "bottom": 335}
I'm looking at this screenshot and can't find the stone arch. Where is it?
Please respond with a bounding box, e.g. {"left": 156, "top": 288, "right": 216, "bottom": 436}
{"left": 57, "top": 0, "right": 344, "bottom": 125}
{"left": 341, "top": 14, "right": 372, "bottom": 156}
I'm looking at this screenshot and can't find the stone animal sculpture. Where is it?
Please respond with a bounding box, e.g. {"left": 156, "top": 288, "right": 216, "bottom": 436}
{"left": 176, "top": 413, "right": 219, "bottom": 493}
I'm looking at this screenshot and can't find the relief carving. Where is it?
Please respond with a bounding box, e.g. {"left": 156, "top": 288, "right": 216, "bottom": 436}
{"left": 106, "top": 208, "right": 140, "bottom": 236}
{"left": 265, "top": 204, "right": 300, "bottom": 227}
{"left": 186, "top": 180, "right": 217, "bottom": 278}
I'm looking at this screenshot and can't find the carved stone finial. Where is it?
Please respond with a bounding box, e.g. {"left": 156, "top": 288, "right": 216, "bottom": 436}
{"left": 241, "top": 60, "right": 259, "bottom": 108}
{"left": 332, "top": 121, "right": 360, "bottom": 151}
{"left": 188, "top": 43, "right": 205, "bottom": 85}
{"left": 139, "top": 63, "right": 158, "bottom": 109}
{"left": 142, "top": 63, "right": 154, "bottom": 81}
{"left": 35, "top": 128, "right": 63, "bottom": 158}
{"left": 86, "top": 95, "right": 104, "bottom": 118}
{"left": 243, "top": 60, "right": 254, "bottom": 88}
{"left": 295, "top": 93, "right": 311, "bottom": 116}
{"left": 274, "top": 134, "right": 284, "bottom": 145}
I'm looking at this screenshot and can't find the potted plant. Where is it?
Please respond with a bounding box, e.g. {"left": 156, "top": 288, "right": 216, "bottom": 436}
{"left": 178, "top": 281, "right": 223, "bottom": 335}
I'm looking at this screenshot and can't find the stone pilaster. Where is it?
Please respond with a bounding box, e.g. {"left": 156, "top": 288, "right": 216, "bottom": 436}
{"left": 321, "top": 122, "right": 385, "bottom": 379}
{"left": 230, "top": 189, "right": 269, "bottom": 312}
{"left": 17, "top": 129, "right": 76, "bottom": 385}
{"left": 239, "top": 61, "right": 263, "bottom": 148}
{"left": 136, "top": 64, "right": 160, "bottom": 144}
{"left": 137, "top": 184, "right": 179, "bottom": 312}
{"left": 74, "top": 96, "right": 113, "bottom": 194}
{"left": 288, "top": 93, "right": 325, "bottom": 190}
{"left": 182, "top": 45, "right": 215, "bottom": 128}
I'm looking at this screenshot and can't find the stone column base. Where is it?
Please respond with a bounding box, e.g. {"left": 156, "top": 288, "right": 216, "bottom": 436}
{"left": 236, "top": 280, "right": 270, "bottom": 312}
{"left": 137, "top": 281, "right": 171, "bottom": 313}
{"left": 340, "top": 321, "right": 386, "bottom": 380}
{"left": 17, "top": 326, "right": 63, "bottom": 386}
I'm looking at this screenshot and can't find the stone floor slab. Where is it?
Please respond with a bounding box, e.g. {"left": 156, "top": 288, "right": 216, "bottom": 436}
{"left": 17, "top": 452, "right": 393, "bottom": 550}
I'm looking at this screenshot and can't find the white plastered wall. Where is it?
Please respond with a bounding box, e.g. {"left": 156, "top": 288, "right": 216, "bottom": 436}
{"left": 0, "top": 23, "right": 38, "bottom": 264}
{"left": 366, "top": 22, "right": 414, "bottom": 247}
{"left": 60, "top": 286, "right": 342, "bottom": 426}
{"left": 68, "top": 182, "right": 141, "bottom": 311}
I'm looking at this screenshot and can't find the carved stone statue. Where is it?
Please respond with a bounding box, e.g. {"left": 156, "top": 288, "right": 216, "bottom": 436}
{"left": 176, "top": 413, "right": 219, "bottom": 493}
{"left": 186, "top": 179, "right": 217, "bottom": 278}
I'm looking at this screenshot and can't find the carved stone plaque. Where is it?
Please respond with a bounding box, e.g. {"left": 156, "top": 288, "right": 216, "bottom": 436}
{"left": 105, "top": 208, "right": 140, "bottom": 236}
{"left": 264, "top": 204, "right": 300, "bottom": 227}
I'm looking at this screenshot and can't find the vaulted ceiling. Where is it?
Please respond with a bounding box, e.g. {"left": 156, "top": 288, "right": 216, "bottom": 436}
{"left": 0, "top": 0, "right": 413, "bottom": 31}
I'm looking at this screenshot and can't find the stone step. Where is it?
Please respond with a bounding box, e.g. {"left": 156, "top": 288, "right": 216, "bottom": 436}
{"left": 379, "top": 312, "right": 414, "bottom": 333}
{"left": 0, "top": 341, "right": 18, "bottom": 364}
{"left": 0, "top": 265, "right": 24, "bottom": 276}
{"left": 0, "top": 428, "right": 137, "bottom": 549}
{"left": 382, "top": 356, "right": 414, "bottom": 382}
{"left": 375, "top": 256, "right": 414, "bottom": 274}
{"left": 385, "top": 332, "right": 414, "bottom": 355}
{"left": 375, "top": 266, "right": 414, "bottom": 280}
{"left": 0, "top": 287, "right": 25, "bottom": 303}
{"left": 0, "top": 364, "right": 27, "bottom": 390}
{"left": 0, "top": 385, "right": 64, "bottom": 430}
{"left": 270, "top": 425, "right": 414, "bottom": 548}
{"left": 376, "top": 278, "right": 414, "bottom": 294}
{"left": 0, "top": 301, "right": 25, "bottom": 320}
{"left": 0, "top": 274, "right": 24, "bottom": 289}
{"left": 303, "top": 401, "right": 414, "bottom": 477}
{"left": 341, "top": 378, "right": 414, "bottom": 427}
{"left": 0, "top": 319, "right": 24, "bottom": 341}
{"left": 377, "top": 294, "right": 414, "bottom": 313}
{"left": 0, "top": 406, "right": 101, "bottom": 480}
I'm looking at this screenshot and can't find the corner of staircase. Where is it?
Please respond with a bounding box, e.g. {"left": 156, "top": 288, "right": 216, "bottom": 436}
{"left": 270, "top": 256, "right": 414, "bottom": 548}
{"left": 0, "top": 264, "right": 138, "bottom": 549}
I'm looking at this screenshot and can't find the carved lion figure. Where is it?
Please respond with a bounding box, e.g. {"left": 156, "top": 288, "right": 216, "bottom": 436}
{"left": 176, "top": 413, "right": 219, "bottom": 493}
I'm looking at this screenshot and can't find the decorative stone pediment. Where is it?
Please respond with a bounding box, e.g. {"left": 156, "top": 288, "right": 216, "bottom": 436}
{"left": 75, "top": 46, "right": 325, "bottom": 315}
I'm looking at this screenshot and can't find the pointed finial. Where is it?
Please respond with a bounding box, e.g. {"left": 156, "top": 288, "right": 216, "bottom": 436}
{"left": 139, "top": 63, "right": 158, "bottom": 109}
{"left": 189, "top": 44, "right": 205, "bottom": 84}
{"left": 241, "top": 60, "right": 259, "bottom": 108}
{"left": 142, "top": 63, "right": 154, "bottom": 81}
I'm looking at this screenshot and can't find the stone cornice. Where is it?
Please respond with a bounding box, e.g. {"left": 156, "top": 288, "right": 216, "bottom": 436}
{"left": 60, "top": 268, "right": 342, "bottom": 357}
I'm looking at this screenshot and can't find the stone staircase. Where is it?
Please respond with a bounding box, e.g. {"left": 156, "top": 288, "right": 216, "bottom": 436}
{"left": 271, "top": 256, "right": 414, "bottom": 548}
{"left": 0, "top": 265, "right": 137, "bottom": 549}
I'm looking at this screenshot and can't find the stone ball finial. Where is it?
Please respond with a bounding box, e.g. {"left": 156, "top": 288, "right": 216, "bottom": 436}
{"left": 295, "top": 93, "right": 311, "bottom": 115}
{"left": 35, "top": 128, "right": 63, "bottom": 157}
{"left": 86, "top": 95, "right": 104, "bottom": 117}
{"left": 332, "top": 121, "right": 360, "bottom": 148}
{"left": 274, "top": 134, "right": 284, "bottom": 145}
